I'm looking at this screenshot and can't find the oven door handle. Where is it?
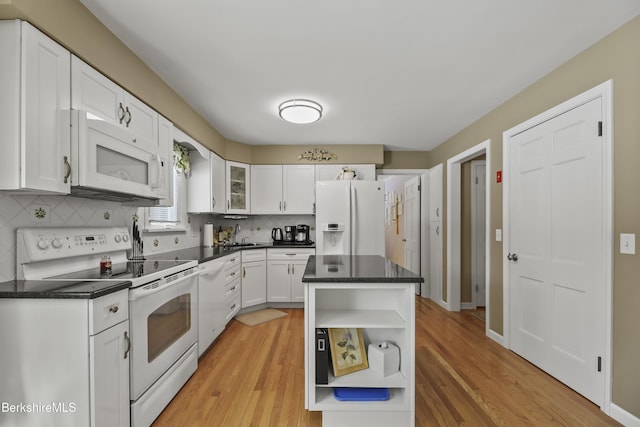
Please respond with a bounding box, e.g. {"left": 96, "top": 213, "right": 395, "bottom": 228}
{"left": 129, "top": 270, "right": 198, "bottom": 301}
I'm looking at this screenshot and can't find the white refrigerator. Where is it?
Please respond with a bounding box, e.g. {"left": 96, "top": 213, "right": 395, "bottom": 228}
{"left": 315, "top": 180, "right": 385, "bottom": 256}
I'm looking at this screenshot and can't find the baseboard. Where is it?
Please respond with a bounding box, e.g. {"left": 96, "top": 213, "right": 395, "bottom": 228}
{"left": 609, "top": 403, "right": 640, "bottom": 427}
{"left": 487, "top": 329, "right": 504, "bottom": 346}
{"left": 461, "top": 302, "right": 475, "bottom": 310}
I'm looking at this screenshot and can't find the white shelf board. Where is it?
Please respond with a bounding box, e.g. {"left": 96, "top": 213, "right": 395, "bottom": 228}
{"left": 317, "top": 368, "right": 406, "bottom": 388}
{"left": 313, "top": 387, "right": 408, "bottom": 411}
{"left": 316, "top": 309, "right": 405, "bottom": 328}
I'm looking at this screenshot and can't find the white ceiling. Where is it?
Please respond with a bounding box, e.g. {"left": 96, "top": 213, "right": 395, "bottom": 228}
{"left": 80, "top": 0, "right": 640, "bottom": 151}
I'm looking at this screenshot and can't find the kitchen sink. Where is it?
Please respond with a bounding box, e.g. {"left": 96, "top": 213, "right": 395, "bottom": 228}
{"left": 224, "top": 242, "right": 258, "bottom": 247}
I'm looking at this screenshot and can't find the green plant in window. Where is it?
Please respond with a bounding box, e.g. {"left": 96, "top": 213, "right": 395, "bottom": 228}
{"left": 173, "top": 144, "right": 190, "bottom": 176}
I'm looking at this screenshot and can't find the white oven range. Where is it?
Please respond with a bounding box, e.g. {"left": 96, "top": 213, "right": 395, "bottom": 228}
{"left": 17, "top": 226, "right": 199, "bottom": 427}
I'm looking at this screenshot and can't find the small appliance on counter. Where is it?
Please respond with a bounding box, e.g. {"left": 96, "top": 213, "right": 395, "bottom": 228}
{"left": 284, "top": 225, "right": 296, "bottom": 243}
{"left": 296, "top": 224, "right": 311, "bottom": 243}
{"left": 272, "top": 227, "right": 283, "bottom": 243}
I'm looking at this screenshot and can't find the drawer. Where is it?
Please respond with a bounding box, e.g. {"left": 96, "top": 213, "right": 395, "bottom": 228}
{"left": 242, "top": 248, "right": 266, "bottom": 262}
{"left": 89, "top": 289, "right": 128, "bottom": 335}
{"left": 224, "top": 265, "right": 241, "bottom": 285}
{"left": 267, "top": 248, "right": 315, "bottom": 261}
{"left": 223, "top": 254, "right": 241, "bottom": 270}
{"left": 225, "top": 294, "right": 241, "bottom": 324}
{"left": 225, "top": 277, "right": 241, "bottom": 300}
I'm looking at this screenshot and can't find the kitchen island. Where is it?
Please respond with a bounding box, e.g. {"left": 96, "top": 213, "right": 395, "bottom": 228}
{"left": 302, "top": 255, "right": 423, "bottom": 427}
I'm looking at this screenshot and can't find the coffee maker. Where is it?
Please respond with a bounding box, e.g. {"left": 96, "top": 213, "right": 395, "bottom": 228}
{"left": 284, "top": 225, "right": 296, "bottom": 243}
{"left": 295, "top": 224, "right": 311, "bottom": 244}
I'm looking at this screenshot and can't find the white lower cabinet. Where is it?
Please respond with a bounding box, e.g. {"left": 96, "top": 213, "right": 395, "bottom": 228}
{"left": 241, "top": 249, "right": 267, "bottom": 308}
{"left": 0, "top": 289, "right": 130, "bottom": 427}
{"left": 223, "top": 254, "right": 242, "bottom": 322}
{"left": 91, "top": 319, "right": 131, "bottom": 427}
{"left": 267, "top": 248, "right": 315, "bottom": 302}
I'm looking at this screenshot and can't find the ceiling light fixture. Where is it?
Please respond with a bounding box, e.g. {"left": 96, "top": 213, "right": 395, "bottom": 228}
{"left": 278, "top": 99, "right": 323, "bottom": 124}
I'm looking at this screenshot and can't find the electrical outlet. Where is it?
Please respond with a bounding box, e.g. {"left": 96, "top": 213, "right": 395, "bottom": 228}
{"left": 496, "top": 229, "right": 502, "bottom": 242}
{"left": 620, "top": 233, "right": 635, "bottom": 255}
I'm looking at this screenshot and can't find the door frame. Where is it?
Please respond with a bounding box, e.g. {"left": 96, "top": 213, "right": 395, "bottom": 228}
{"left": 502, "top": 80, "right": 613, "bottom": 412}
{"left": 378, "top": 169, "right": 429, "bottom": 298}
{"left": 446, "top": 140, "right": 492, "bottom": 337}
{"left": 471, "top": 160, "right": 486, "bottom": 309}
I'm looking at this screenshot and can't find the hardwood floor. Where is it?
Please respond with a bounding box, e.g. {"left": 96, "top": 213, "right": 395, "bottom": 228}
{"left": 153, "top": 298, "right": 620, "bottom": 426}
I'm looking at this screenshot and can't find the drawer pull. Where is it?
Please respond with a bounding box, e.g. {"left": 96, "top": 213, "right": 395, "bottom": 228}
{"left": 109, "top": 305, "right": 119, "bottom": 314}
{"left": 230, "top": 271, "right": 236, "bottom": 276}
{"left": 230, "top": 304, "right": 236, "bottom": 310}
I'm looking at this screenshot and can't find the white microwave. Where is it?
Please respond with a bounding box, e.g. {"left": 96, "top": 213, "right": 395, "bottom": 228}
{"left": 70, "top": 110, "right": 167, "bottom": 203}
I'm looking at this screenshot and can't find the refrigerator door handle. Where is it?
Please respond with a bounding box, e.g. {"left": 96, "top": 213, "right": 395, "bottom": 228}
{"left": 345, "top": 184, "right": 352, "bottom": 256}
{"left": 350, "top": 184, "right": 356, "bottom": 256}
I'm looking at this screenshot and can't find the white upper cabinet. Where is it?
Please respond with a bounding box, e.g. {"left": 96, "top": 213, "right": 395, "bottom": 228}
{"left": 0, "top": 20, "right": 71, "bottom": 193}
{"left": 155, "top": 115, "right": 173, "bottom": 206}
{"left": 210, "top": 151, "right": 226, "bottom": 214}
{"left": 71, "top": 55, "right": 158, "bottom": 146}
{"left": 226, "top": 161, "right": 250, "bottom": 214}
{"left": 283, "top": 165, "right": 316, "bottom": 214}
{"left": 251, "top": 164, "right": 315, "bottom": 214}
{"left": 315, "top": 164, "right": 376, "bottom": 181}
{"left": 251, "top": 165, "right": 283, "bottom": 214}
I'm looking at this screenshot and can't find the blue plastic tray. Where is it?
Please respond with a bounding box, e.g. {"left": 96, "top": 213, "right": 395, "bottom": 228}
{"left": 333, "top": 387, "right": 390, "bottom": 401}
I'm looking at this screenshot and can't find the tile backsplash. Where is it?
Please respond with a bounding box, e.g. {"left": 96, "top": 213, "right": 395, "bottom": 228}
{"left": 0, "top": 192, "right": 314, "bottom": 282}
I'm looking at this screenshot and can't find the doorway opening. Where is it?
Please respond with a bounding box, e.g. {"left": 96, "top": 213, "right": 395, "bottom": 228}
{"left": 446, "top": 140, "right": 492, "bottom": 339}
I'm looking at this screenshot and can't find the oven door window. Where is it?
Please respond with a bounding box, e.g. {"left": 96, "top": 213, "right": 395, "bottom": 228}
{"left": 147, "top": 293, "right": 191, "bottom": 363}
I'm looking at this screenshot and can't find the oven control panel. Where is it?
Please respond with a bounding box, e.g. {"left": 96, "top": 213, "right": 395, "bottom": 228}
{"left": 17, "top": 227, "right": 131, "bottom": 262}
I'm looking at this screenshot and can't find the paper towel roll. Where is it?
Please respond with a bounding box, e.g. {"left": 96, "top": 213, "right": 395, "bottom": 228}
{"left": 203, "top": 223, "right": 214, "bottom": 247}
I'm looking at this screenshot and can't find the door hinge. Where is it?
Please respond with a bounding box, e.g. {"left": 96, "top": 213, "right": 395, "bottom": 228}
{"left": 597, "top": 356, "right": 602, "bottom": 372}
{"left": 475, "top": 284, "right": 478, "bottom": 292}
{"left": 475, "top": 177, "right": 479, "bottom": 184}
{"left": 418, "top": 184, "right": 421, "bottom": 191}
{"left": 598, "top": 121, "right": 603, "bottom": 137}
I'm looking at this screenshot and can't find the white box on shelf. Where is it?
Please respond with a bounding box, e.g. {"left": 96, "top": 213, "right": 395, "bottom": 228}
{"left": 368, "top": 342, "right": 400, "bottom": 377}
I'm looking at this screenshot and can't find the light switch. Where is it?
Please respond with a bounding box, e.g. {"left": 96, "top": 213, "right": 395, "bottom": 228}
{"left": 496, "top": 229, "right": 502, "bottom": 242}
{"left": 620, "top": 233, "right": 635, "bottom": 255}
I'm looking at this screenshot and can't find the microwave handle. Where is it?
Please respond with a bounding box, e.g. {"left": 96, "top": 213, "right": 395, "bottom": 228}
{"left": 150, "top": 154, "right": 162, "bottom": 189}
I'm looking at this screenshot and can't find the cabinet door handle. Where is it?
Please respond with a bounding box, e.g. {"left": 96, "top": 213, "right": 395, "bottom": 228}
{"left": 124, "top": 331, "right": 131, "bottom": 359}
{"left": 212, "top": 195, "right": 216, "bottom": 209}
{"left": 283, "top": 201, "right": 287, "bottom": 212}
{"left": 243, "top": 267, "right": 246, "bottom": 278}
{"left": 228, "top": 200, "right": 230, "bottom": 210}
{"left": 436, "top": 207, "right": 440, "bottom": 218}
{"left": 291, "top": 264, "right": 294, "bottom": 274}
{"left": 125, "top": 106, "right": 132, "bottom": 127}
{"left": 288, "top": 264, "right": 291, "bottom": 274}
{"left": 118, "top": 102, "right": 126, "bottom": 124}
{"left": 436, "top": 225, "right": 440, "bottom": 236}
{"left": 63, "top": 156, "right": 71, "bottom": 184}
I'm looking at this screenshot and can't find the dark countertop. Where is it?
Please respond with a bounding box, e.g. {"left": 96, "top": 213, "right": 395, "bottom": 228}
{"left": 149, "top": 242, "right": 315, "bottom": 263}
{"left": 0, "top": 280, "right": 131, "bottom": 299}
{"left": 302, "top": 255, "right": 424, "bottom": 283}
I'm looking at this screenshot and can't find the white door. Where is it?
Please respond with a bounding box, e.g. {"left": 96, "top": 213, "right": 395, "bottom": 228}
{"left": 472, "top": 161, "right": 486, "bottom": 307}
{"left": 508, "top": 97, "right": 605, "bottom": 404}
{"left": 403, "top": 176, "right": 421, "bottom": 294}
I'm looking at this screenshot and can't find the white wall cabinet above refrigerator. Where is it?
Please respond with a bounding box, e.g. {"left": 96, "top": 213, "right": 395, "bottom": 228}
{"left": 71, "top": 55, "right": 159, "bottom": 146}
{"left": 315, "top": 164, "right": 376, "bottom": 181}
{"left": 0, "top": 20, "right": 71, "bottom": 194}
{"left": 226, "top": 161, "right": 251, "bottom": 214}
{"left": 251, "top": 165, "right": 315, "bottom": 214}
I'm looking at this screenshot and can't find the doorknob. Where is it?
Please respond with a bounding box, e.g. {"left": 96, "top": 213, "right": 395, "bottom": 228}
{"left": 507, "top": 253, "right": 518, "bottom": 262}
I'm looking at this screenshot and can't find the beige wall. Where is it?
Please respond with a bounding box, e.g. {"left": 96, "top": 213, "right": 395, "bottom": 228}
{"left": 429, "top": 16, "right": 640, "bottom": 416}
{"left": 382, "top": 151, "right": 430, "bottom": 169}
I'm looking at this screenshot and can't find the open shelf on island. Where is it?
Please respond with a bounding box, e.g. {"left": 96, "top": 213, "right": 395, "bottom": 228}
{"left": 313, "top": 387, "right": 409, "bottom": 411}
{"left": 317, "top": 368, "right": 406, "bottom": 389}
{"left": 316, "top": 309, "right": 405, "bottom": 328}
